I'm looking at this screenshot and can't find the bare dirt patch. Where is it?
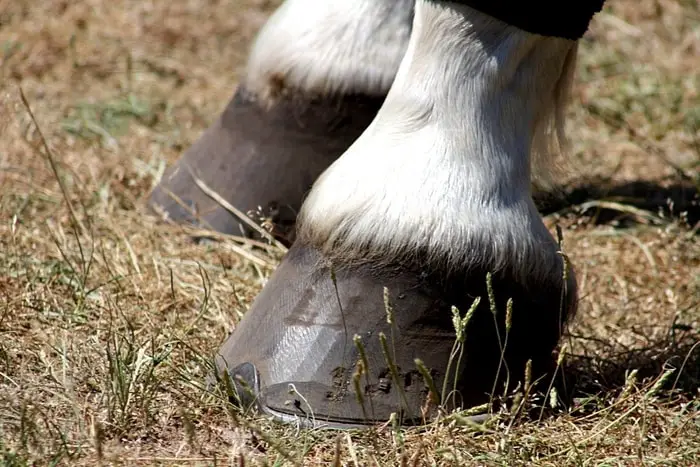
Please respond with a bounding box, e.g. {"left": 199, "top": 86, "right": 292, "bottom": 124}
{"left": 1, "top": 0, "right": 698, "bottom": 465}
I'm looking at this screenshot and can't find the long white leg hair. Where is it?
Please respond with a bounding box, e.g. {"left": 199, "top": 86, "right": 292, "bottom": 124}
{"left": 245, "top": 0, "right": 414, "bottom": 102}
{"left": 298, "top": 0, "right": 579, "bottom": 283}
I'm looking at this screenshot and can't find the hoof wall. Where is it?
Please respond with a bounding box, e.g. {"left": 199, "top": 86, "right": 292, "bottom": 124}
{"left": 216, "top": 242, "right": 575, "bottom": 428}
{"left": 149, "top": 87, "right": 384, "bottom": 241}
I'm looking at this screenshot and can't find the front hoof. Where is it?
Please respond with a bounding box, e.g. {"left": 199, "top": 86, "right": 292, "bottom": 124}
{"left": 215, "top": 243, "right": 575, "bottom": 428}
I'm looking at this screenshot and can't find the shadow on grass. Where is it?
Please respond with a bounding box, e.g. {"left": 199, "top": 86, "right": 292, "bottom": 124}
{"left": 535, "top": 177, "right": 699, "bottom": 407}
{"left": 562, "top": 328, "right": 700, "bottom": 403}
{"left": 535, "top": 178, "right": 700, "bottom": 227}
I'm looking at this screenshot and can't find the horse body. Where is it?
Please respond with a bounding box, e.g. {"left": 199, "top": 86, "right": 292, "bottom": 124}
{"left": 151, "top": 0, "right": 606, "bottom": 427}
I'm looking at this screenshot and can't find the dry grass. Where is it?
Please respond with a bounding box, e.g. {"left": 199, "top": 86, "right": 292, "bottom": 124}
{"left": 1, "top": 0, "right": 699, "bottom": 465}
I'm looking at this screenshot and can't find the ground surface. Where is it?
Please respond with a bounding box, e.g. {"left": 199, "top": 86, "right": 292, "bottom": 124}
{"left": 1, "top": 0, "right": 699, "bottom": 465}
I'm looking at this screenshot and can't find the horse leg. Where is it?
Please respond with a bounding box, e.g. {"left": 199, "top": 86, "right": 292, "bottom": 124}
{"left": 149, "top": 0, "right": 414, "bottom": 243}
{"left": 217, "top": 0, "right": 605, "bottom": 427}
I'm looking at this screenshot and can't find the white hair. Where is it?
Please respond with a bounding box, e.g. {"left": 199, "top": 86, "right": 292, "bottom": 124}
{"left": 297, "top": 0, "right": 579, "bottom": 283}
{"left": 244, "top": 0, "right": 414, "bottom": 101}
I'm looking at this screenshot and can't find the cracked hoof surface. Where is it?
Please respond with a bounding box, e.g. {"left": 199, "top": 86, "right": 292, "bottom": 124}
{"left": 148, "top": 87, "right": 384, "bottom": 243}
{"left": 216, "top": 243, "right": 575, "bottom": 428}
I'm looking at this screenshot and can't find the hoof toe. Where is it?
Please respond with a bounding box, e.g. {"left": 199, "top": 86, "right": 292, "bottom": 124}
{"left": 225, "top": 362, "right": 261, "bottom": 412}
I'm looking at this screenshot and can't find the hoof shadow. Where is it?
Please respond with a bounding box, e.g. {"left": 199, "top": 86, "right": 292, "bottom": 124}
{"left": 535, "top": 178, "right": 700, "bottom": 227}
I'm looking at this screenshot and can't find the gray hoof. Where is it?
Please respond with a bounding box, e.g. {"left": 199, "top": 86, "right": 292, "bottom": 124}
{"left": 215, "top": 243, "right": 576, "bottom": 428}
{"left": 149, "top": 87, "right": 384, "bottom": 243}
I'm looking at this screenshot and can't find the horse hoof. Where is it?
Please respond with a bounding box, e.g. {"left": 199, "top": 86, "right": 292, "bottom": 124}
{"left": 148, "top": 87, "right": 384, "bottom": 243}
{"left": 215, "top": 242, "right": 575, "bottom": 428}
